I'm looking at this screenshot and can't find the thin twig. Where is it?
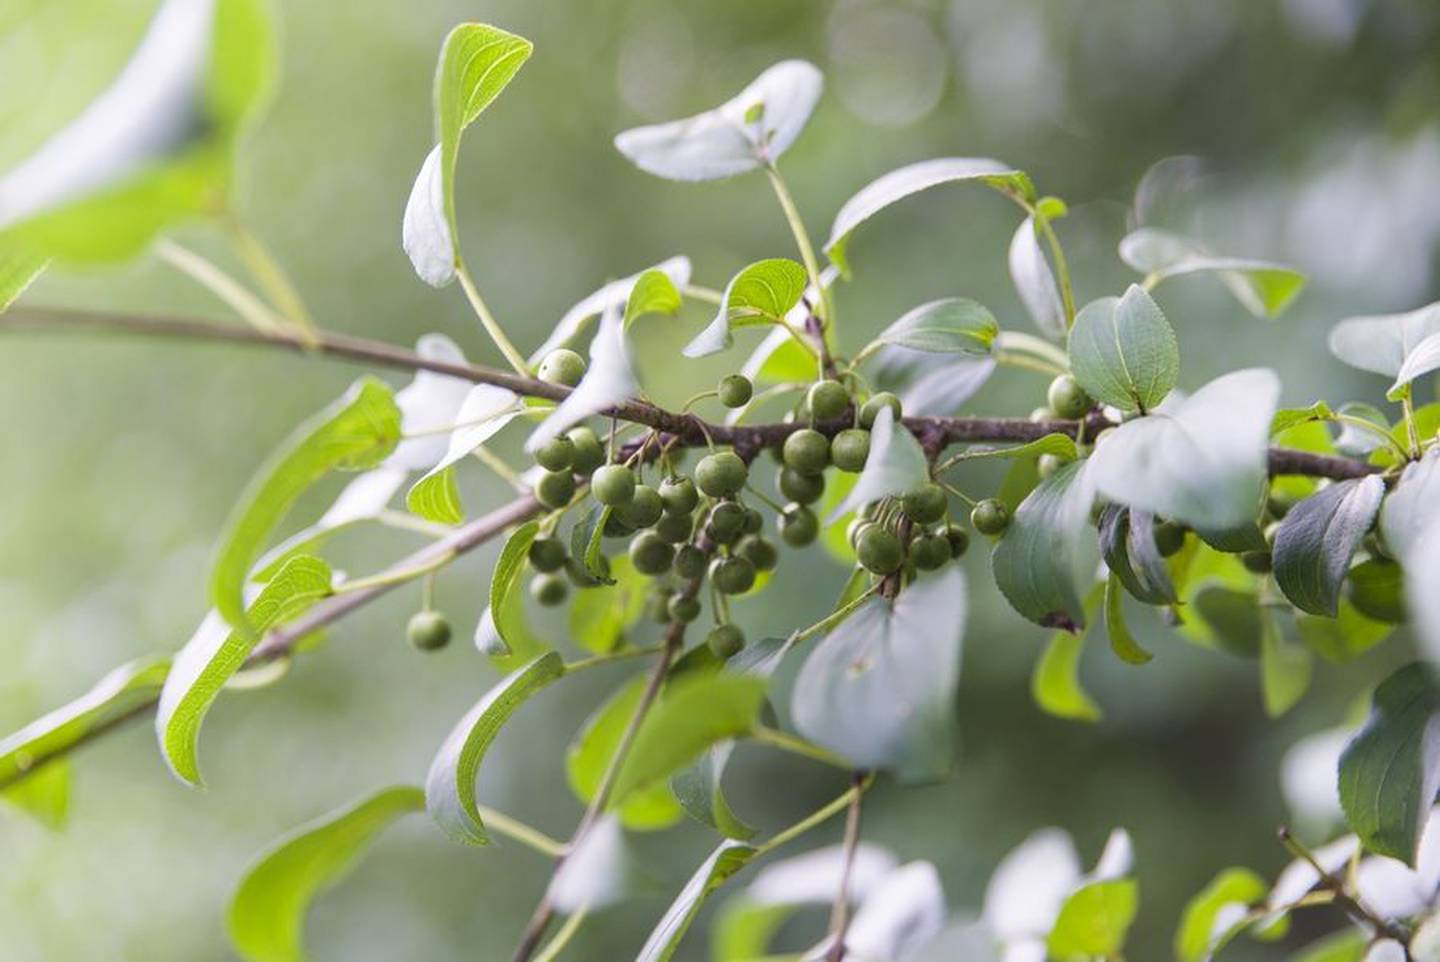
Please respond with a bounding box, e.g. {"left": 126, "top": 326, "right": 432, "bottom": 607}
{"left": 1276, "top": 827, "right": 1411, "bottom": 946}
{"left": 824, "top": 771, "right": 868, "bottom": 962}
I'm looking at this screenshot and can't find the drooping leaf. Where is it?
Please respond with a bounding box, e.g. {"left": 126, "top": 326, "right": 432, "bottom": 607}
{"left": 406, "top": 383, "right": 523, "bottom": 524}
{"left": 793, "top": 566, "right": 966, "bottom": 781}
{"left": 402, "top": 23, "right": 533, "bottom": 286}
{"left": 1389, "top": 331, "right": 1440, "bottom": 401}
{"left": 1271, "top": 401, "right": 1336, "bottom": 437}
{"left": 684, "top": 259, "right": 808, "bottom": 358}
{"left": 1174, "top": 867, "right": 1267, "bottom": 962}
{"left": 1031, "top": 587, "right": 1105, "bottom": 723}
{"left": 1296, "top": 599, "right": 1393, "bottom": 663}
{"left": 892, "top": 356, "right": 998, "bottom": 417}
{"left": 228, "top": 786, "right": 423, "bottom": 962}
{"left": 872, "top": 298, "right": 998, "bottom": 356}
{"left": 1339, "top": 663, "right": 1440, "bottom": 863}
{"left": 1191, "top": 585, "right": 1263, "bottom": 657}
{"left": 1098, "top": 505, "right": 1177, "bottom": 606}
{"left": 1272, "top": 476, "right": 1385, "bottom": 616}
{"left": 824, "top": 157, "right": 1033, "bottom": 277}
{"left": 549, "top": 814, "right": 639, "bottom": 914}
{"left": 425, "top": 652, "right": 565, "bottom": 845}
{"left": 623, "top": 268, "right": 683, "bottom": 329}
{"left": 530, "top": 256, "right": 692, "bottom": 363}
{"left": 1104, "top": 575, "right": 1153, "bottom": 665}
{"left": 251, "top": 467, "right": 409, "bottom": 580}
{"left": 991, "top": 460, "right": 1098, "bottom": 630}
{"left": 1009, "top": 214, "right": 1067, "bottom": 339}
{"left": 570, "top": 504, "right": 615, "bottom": 586}
{"left": 1329, "top": 302, "right": 1440, "bottom": 378}
{"left": 614, "top": 61, "right": 822, "bottom": 182}
{"left": 485, "top": 521, "right": 542, "bottom": 658}
{"left": 1046, "top": 879, "right": 1139, "bottom": 958}
{"left": 1119, "top": 228, "right": 1306, "bottom": 318}
{"left": 1331, "top": 402, "right": 1391, "bottom": 458}
{"left": 525, "top": 307, "right": 639, "bottom": 451}
{"left": 828, "top": 406, "right": 929, "bottom": 522}
{"left": 0, "top": 0, "right": 275, "bottom": 262}
{"left": 567, "top": 679, "right": 685, "bottom": 831}
{"left": 1067, "top": 285, "right": 1179, "bottom": 413}
{"left": 0, "top": 657, "right": 171, "bottom": 791}
{"left": 1380, "top": 449, "right": 1440, "bottom": 562}
{"left": 635, "top": 840, "right": 758, "bottom": 962}
{"left": 1089, "top": 368, "right": 1279, "bottom": 532}
{"left": 157, "top": 555, "right": 332, "bottom": 787}
{"left": 0, "top": 251, "right": 46, "bottom": 311}
{"left": 211, "top": 378, "right": 400, "bottom": 632}
{"left": 1260, "top": 607, "right": 1313, "bottom": 718}
{"left": 670, "top": 741, "right": 753, "bottom": 840}
{"left": 1, "top": 756, "right": 69, "bottom": 829}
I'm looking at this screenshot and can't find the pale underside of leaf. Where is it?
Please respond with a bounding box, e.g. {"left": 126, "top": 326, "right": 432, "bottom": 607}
{"left": 829, "top": 405, "right": 929, "bottom": 522}
{"left": 1328, "top": 301, "right": 1440, "bottom": 378}
{"left": 635, "top": 840, "right": 758, "bottom": 962}
{"left": 531, "top": 255, "right": 692, "bottom": 363}
{"left": 1010, "top": 214, "right": 1066, "bottom": 339}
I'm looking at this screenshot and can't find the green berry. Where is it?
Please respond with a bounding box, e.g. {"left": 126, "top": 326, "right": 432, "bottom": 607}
{"left": 602, "top": 513, "right": 636, "bottom": 538}
{"left": 536, "top": 470, "right": 576, "bottom": 510}
{"left": 707, "top": 624, "right": 745, "bottom": 659}
{"left": 566, "top": 426, "right": 606, "bottom": 475}
{"left": 618, "top": 484, "right": 664, "bottom": 528}
{"left": 911, "top": 533, "right": 953, "bottom": 570}
{"left": 531, "top": 573, "right": 569, "bottom": 606}
{"left": 1036, "top": 453, "right": 1065, "bottom": 479}
{"left": 741, "top": 507, "right": 764, "bottom": 534}
{"left": 901, "top": 482, "right": 947, "bottom": 525}
{"left": 659, "top": 476, "right": 699, "bottom": 516}
{"left": 971, "top": 498, "right": 1011, "bottom": 536}
{"left": 944, "top": 523, "right": 970, "bottom": 558}
{"left": 538, "top": 348, "right": 587, "bottom": 387}
{"left": 711, "top": 556, "right": 757, "bottom": 595}
{"left": 737, "top": 536, "right": 778, "bottom": 572}
{"left": 533, "top": 435, "right": 575, "bottom": 472}
{"left": 779, "top": 467, "right": 826, "bottom": 504}
{"left": 591, "top": 465, "right": 636, "bottom": 506}
{"left": 1241, "top": 550, "right": 1273, "bottom": 574}
{"left": 807, "top": 380, "right": 850, "bottom": 421}
{"left": 667, "top": 594, "right": 701, "bottom": 623}
{"left": 858, "top": 501, "right": 880, "bottom": 521}
{"left": 1153, "top": 520, "right": 1186, "bottom": 557}
{"left": 707, "top": 502, "right": 748, "bottom": 542}
{"left": 655, "top": 511, "right": 694, "bottom": 544}
{"left": 859, "top": 392, "right": 902, "bottom": 429}
{"left": 718, "top": 374, "right": 754, "bottom": 409}
{"left": 831, "top": 429, "right": 871, "bottom": 472}
{"left": 647, "top": 585, "right": 675, "bottom": 623}
{"left": 629, "top": 531, "right": 674, "bottom": 575}
{"left": 779, "top": 504, "right": 819, "bottom": 546}
{"left": 857, "top": 526, "right": 904, "bottom": 575}
{"left": 695, "top": 451, "right": 749, "bottom": 497}
{"left": 674, "top": 544, "right": 708, "bottom": 580}
{"left": 847, "top": 518, "right": 873, "bottom": 550}
{"left": 783, "top": 428, "right": 830, "bottom": 474}
{"left": 527, "top": 536, "right": 567, "bottom": 573}
{"left": 1047, "top": 375, "right": 1092, "bottom": 420}
{"left": 407, "top": 610, "right": 451, "bottom": 651}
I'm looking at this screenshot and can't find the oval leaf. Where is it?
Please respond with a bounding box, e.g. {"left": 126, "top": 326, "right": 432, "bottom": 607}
{"left": 1328, "top": 301, "right": 1440, "bottom": 378}
{"left": 991, "top": 460, "right": 1098, "bottom": 630}
{"left": 1273, "top": 476, "right": 1385, "bottom": 616}
{"left": 567, "top": 678, "right": 685, "bottom": 831}
{"left": 1009, "top": 215, "right": 1066, "bottom": 339}
{"left": 684, "top": 258, "right": 807, "bottom": 358}
{"left": 1174, "top": 867, "right": 1267, "bottom": 962}
{"left": 1046, "top": 879, "right": 1138, "bottom": 958}
{"left": 1067, "top": 285, "right": 1179, "bottom": 413}
{"left": 1120, "top": 228, "right": 1305, "bottom": 318}
{"left": 874, "top": 298, "right": 998, "bottom": 356}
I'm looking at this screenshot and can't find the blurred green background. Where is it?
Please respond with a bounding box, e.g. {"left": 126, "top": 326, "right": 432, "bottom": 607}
{"left": 2, "top": 0, "right": 1439, "bottom": 959}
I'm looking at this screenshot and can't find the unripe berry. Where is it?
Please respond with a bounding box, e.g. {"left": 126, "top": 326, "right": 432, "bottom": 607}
{"left": 711, "top": 556, "right": 757, "bottom": 594}
{"left": 901, "top": 482, "right": 947, "bottom": 525}
{"left": 707, "top": 623, "right": 746, "bottom": 659}
{"left": 667, "top": 594, "right": 701, "bottom": 623}
{"left": 859, "top": 392, "right": 902, "bottom": 429}
{"left": 779, "top": 503, "right": 819, "bottom": 546}
{"left": 536, "top": 470, "right": 576, "bottom": 510}
{"left": 646, "top": 584, "right": 675, "bottom": 623}
{"left": 911, "top": 533, "right": 953, "bottom": 570}
{"left": 717, "top": 374, "right": 754, "bottom": 409}
{"left": 531, "top": 573, "right": 569, "bottom": 606}
{"left": 1036, "top": 453, "right": 1065, "bottom": 479}
{"left": 629, "top": 531, "right": 674, "bottom": 575}
{"left": 737, "top": 535, "right": 778, "bottom": 572}
{"left": 695, "top": 451, "right": 748, "bottom": 497}
{"left": 807, "top": 380, "right": 850, "bottom": 421}
{"left": 1152, "top": 520, "right": 1186, "bottom": 557}
{"left": 654, "top": 511, "right": 694, "bottom": 544}
{"left": 944, "top": 523, "right": 970, "bottom": 558}
{"left": 741, "top": 507, "right": 764, "bottom": 534}
{"left": 783, "top": 428, "right": 830, "bottom": 474}
{"left": 602, "top": 513, "right": 636, "bottom": 538}
{"left": 618, "top": 484, "right": 664, "bottom": 529}
{"left": 591, "top": 464, "right": 636, "bottom": 506}
{"left": 707, "top": 502, "right": 748, "bottom": 542}
{"left": 659, "top": 476, "right": 698, "bottom": 516}
{"left": 538, "top": 348, "right": 586, "bottom": 387}
{"left": 533, "top": 435, "right": 575, "bottom": 472}
{"left": 779, "top": 466, "right": 825, "bottom": 504}
{"left": 831, "top": 429, "right": 871, "bottom": 472}
{"left": 857, "top": 526, "right": 904, "bottom": 574}
{"left": 527, "top": 535, "right": 567, "bottom": 573}
{"left": 971, "top": 498, "right": 1011, "bottom": 536}
{"left": 674, "top": 544, "right": 708, "bottom": 580}
{"left": 407, "top": 610, "right": 451, "bottom": 651}
{"left": 566, "top": 426, "right": 606, "bottom": 475}
{"left": 847, "top": 518, "right": 873, "bottom": 550}
{"left": 1047, "top": 375, "right": 1092, "bottom": 420}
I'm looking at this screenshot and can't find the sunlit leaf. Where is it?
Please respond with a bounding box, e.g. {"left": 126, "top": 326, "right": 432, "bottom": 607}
{"left": 1032, "top": 593, "right": 1104, "bottom": 723}
{"left": 1119, "top": 228, "right": 1305, "bottom": 318}
{"left": 623, "top": 268, "right": 683, "bottom": 329}
{"left": 1174, "top": 867, "right": 1266, "bottom": 962}
{"left": 992, "top": 460, "right": 1098, "bottom": 630}
{"left": 635, "top": 840, "right": 758, "bottom": 962}
{"left": 425, "top": 652, "right": 564, "bottom": 845}
{"left": 614, "top": 61, "right": 822, "bottom": 182}
{"left": 1104, "top": 575, "right": 1153, "bottom": 664}
{"left": 684, "top": 259, "right": 807, "bottom": 358}
{"left": 828, "top": 406, "right": 929, "bottom": 522}
{"left": 1046, "top": 879, "right": 1138, "bottom": 958}
{"left": 0, "top": 250, "right": 46, "bottom": 311}
{"left": 872, "top": 298, "right": 998, "bottom": 356}
{"left": 483, "top": 520, "right": 542, "bottom": 659}
{"left": 1067, "top": 285, "right": 1179, "bottom": 413}
{"left": 567, "top": 679, "right": 685, "bottom": 831}
{"left": 531, "top": 256, "right": 692, "bottom": 363}
{"left": 1010, "top": 214, "right": 1066, "bottom": 339}
{"left": 1329, "top": 301, "right": 1440, "bottom": 378}
{"left": 568, "top": 554, "right": 649, "bottom": 653}
{"left": 228, "top": 786, "right": 423, "bottom": 962}
{"left": 1273, "top": 476, "right": 1385, "bottom": 616}
{"left": 1, "top": 757, "right": 69, "bottom": 830}
{"left": 251, "top": 467, "right": 408, "bottom": 581}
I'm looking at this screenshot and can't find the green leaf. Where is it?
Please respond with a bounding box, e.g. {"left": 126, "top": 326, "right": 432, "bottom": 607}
{"left": 1272, "top": 476, "right": 1385, "bottom": 616}
{"left": 1380, "top": 449, "right": 1440, "bottom": 562}
{"left": 1271, "top": 401, "right": 1336, "bottom": 436}
{"left": 623, "top": 268, "right": 683, "bottom": 328}
{"left": 635, "top": 840, "right": 758, "bottom": 962}
{"left": 609, "top": 673, "right": 767, "bottom": 806}
{"left": 1119, "top": 228, "right": 1305, "bottom": 318}
{"left": 211, "top": 378, "right": 400, "bottom": 633}
{"left": 874, "top": 298, "right": 998, "bottom": 355}
{"left": 1340, "top": 663, "right": 1440, "bottom": 863}
{"left": 1388, "top": 330, "right": 1440, "bottom": 400}
{"left": 567, "top": 680, "right": 685, "bottom": 831}
{"left": 955, "top": 434, "right": 1079, "bottom": 465}
{"left": 829, "top": 406, "right": 930, "bottom": 522}
{"left": 228, "top": 785, "right": 423, "bottom": 962}
{"left": 1099, "top": 505, "right": 1177, "bottom": 605}
{"left": 614, "top": 61, "right": 821, "bottom": 182}
{"left": 991, "top": 460, "right": 1098, "bottom": 630}
{"left": 1010, "top": 214, "right": 1066, "bottom": 338}
{"left": 531, "top": 256, "right": 692, "bottom": 363}
{"left": 1104, "top": 575, "right": 1153, "bottom": 665}
{"left": 683, "top": 259, "right": 807, "bottom": 358}
{"left": 1289, "top": 930, "right": 1368, "bottom": 962}
{"left": 1046, "top": 878, "right": 1138, "bottom": 958}
{"left": 1347, "top": 558, "right": 1406, "bottom": 624}
{"left": 1067, "top": 285, "right": 1179, "bottom": 413}
{"left": 1174, "top": 867, "right": 1267, "bottom": 962}
{"left": 825, "top": 158, "right": 1034, "bottom": 276}
{"left": 2, "top": 757, "right": 69, "bottom": 830}
{"left": 1191, "top": 585, "right": 1263, "bottom": 657}
{"left": 0, "top": 656, "right": 170, "bottom": 790}
{"left": 1296, "top": 599, "right": 1393, "bottom": 663}
{"left": 1329, "top": 302, "right": 1440, "bottom": 378}
{"left": 1031, "top": 587, "right": 1105, "bottom": 723}
{"left": 1089, "top": 368, "right": 1278, "bottom": 532}
{"left": 402, "top": 23, "right": 533, "bottom": 286}
{"left": 568, "top": 554, "right": 649, "bottom": 653}
{"left": 570, "top": 505, "right": 615, "bottom": 586}
{"left": 0, "top": 250, "right": 46, "bottom": 311}
{"left": 1260, "top": 607, "right": 1313, "bottom": 718}
{"left": 407, "top": 383, "right": 523, "bottom": 524}
{"left": 670, "top": 741, "right": 753, "bottom": 840}
{"left": 0, "top": 0, "right": 276, "bottom": 262}
{"left": 424, "top": 652, "right": 564, "bottom": 845}
{"left": 793, "top": 566, "right": 967, "bottom": 781}
{"left": 485, "top": 521, "right": 542, "bottom": 658}
{"left": 157, "top": 554, "right": 333, "bottom": 787}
